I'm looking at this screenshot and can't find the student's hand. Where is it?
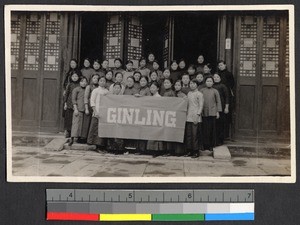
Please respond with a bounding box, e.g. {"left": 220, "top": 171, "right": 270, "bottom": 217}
{"left": 64, "top": 103, "right": 67, "bottom": 110}
{"left": 216, "top": 112, "right": 220, "bottom": 119}
{"left": 192, "top": 114, "right": 200, "bottom": 124}
{"left": 63, "top": 90, "right": 66, "bottom": 97}
{"left": 134, "top": 93, "right": 142, "bottom": 97}
{"left": 85, "top": 109, "right": 89, "bottom": 115}
{"left": 224, "top": 106, "right": 229, "bottom": 114}
{"left": 74, "top": 109, "right": 79, "bottom": 116}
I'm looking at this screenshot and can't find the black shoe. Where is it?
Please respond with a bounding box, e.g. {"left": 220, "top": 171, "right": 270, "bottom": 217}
{"left": 68, "top": 139, "right": 74, "bottom": 146}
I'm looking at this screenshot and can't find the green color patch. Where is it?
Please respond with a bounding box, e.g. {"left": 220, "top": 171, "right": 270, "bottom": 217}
{"left": 152, "top": 214, "right": 205, "bottom": 221}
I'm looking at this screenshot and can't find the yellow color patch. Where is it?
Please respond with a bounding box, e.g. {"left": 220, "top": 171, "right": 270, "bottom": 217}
{"left": 100, "top": 214, "right": 152, "bottom": 221}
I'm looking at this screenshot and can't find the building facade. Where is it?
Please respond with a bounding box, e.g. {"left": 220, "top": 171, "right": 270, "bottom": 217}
{"left": 10, "top": 11, "right": 290, "bottom": 140}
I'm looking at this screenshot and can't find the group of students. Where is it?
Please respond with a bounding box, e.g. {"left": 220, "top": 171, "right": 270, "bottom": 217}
{"left": 63, "top": 53, "right": 234, "bottom": 158}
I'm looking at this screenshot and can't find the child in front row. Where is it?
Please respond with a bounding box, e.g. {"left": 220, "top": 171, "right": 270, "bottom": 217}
{"left": 134, "top": 76, "right": 151, "bottom": 153}
{"left": 162, "top": 78, "right": 176, "bottom": 155}
{"left": 185, "top": 79, "right": 204, "bottom": 158}
{"left": 69, "top": 77, "right": 88, "bottom": 146}
{"left": 200, "top": 76, "right": 222, "bottom": 151}
{"left": 106, "top": 82, "right": 125, "bottom": 154}
{"left": 147, "top": 81, "right": 164, "bottom": 157}
{"left": 174, "top": 80, "right": 187, "bottom": 156}
{"left": 87, "top": 76, "right": 109, "bottom": 150}
{"left": 63, "top": 71, "right": 80, "bottom": 138}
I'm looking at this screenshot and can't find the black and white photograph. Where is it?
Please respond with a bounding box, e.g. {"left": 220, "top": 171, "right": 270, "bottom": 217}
{"left": 5, "top": 5, "right": 295, "bottom": 183}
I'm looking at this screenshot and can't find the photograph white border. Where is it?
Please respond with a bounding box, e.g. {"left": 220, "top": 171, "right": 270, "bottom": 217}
{"left": 5, "top": 4, "right": 296, "bottom": 183}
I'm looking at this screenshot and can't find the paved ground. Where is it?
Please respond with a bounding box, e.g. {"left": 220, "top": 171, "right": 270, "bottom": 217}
{"left": 11, "top": 146, "right": 291, "bottom": 177}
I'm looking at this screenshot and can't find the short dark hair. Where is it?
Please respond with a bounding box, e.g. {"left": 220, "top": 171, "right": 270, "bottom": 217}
{"left": 218, "top": 60, "right": 226, "bottom": 65}
{"left": 113, "top": 82, "right": 122, "bottom": 87}
{"left": 126, "top": 60, "right": 133, "bottom": 65}
{"left": 188, "top": 64, "right": 197, "bottom": 71}
{"left": 114, "top": 58, "right": 123, "bottom": 64}
{"left": 190, "top": 78, "right": 199, "bottom": 86}
{"left": 150, "top": 81, "right": 160, "bottom": 89}
{"left": 204, "top": 75, "right": 214, "bottom": 83}
{"left": 140, "top": 75, "right": 149, "bottom": 83}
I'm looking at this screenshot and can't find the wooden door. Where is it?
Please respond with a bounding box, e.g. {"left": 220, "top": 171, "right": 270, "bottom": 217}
{"left": 234, "top": 14, "right": 289, "bottom": 138}
{"left": 11, "top": 12, "right": 62, "bottom": 132}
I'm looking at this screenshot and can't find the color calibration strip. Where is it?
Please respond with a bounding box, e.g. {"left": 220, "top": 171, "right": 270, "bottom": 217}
{"left": 46, "top": 189, "right": 254, "bottom": 221}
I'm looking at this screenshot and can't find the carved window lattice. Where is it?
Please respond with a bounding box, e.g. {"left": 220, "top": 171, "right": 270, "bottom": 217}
{"left": 44, "top": 13, "right": 61, "bottom": 71}
{"left": 285, "top": 22, "right": 289, "bottom": 78}
{"left": 127, "top": 16, "right": 142, "bottom": 69}
{"left": 261, "top": 16, "right": 280, "bottom": 78}
{"left": 11, "top": 13, "right": 21, "bottom": 70}
{"left": 24, "top": 14, "right": 41, "bottom": 71}
{"left": 105, "top": 15, "right": 122, "bottom": 67}
{"left": 239, "top": 16, "right": 257, "bottom": 77}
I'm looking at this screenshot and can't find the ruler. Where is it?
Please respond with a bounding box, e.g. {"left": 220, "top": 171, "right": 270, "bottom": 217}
{"left": 46, "top": 189, "right": 254, "bottom": 221}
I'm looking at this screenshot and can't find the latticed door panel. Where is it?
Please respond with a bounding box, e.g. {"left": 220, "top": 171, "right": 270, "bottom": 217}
{"left": 126, "top": 16, "right": 142, "bottom": 69}
{"left": 11, "top": 12, "right": 62, "bottom": 130}
{"left": 103, "top": 14, "right": 123, "bottom": 68}
{"left": 236, "top": 15, "right": 290, "bottom": 136}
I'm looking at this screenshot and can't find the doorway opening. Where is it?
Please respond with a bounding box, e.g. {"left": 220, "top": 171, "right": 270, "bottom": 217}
{"left": 173, "top": 12, "right": 218, "bottom": 69}
{"left": 80, "top": 13, "right": 106, "bottom": 65}
{"left": 141, "top": 13, "right": 167, "bottom": 67}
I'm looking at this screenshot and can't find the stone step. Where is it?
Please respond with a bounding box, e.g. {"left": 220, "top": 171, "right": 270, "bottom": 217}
{"left": 213, "top": 145, "right": 231, "bottom": 161}
{"left": 44, "top": 138, "right": 67, "bottom": 151}
{"left": 226, "top": 142, "right": 290, "bottom": 158}
{"left": 63, "top": 143, "right": 97, "bottom": 151}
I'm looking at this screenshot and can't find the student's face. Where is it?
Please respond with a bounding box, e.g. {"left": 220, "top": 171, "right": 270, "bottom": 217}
{"left": 182, "top": 76, "right": 190, "bottom": 85}
{"left": 140, "top": 60, "right": 146, "bottom": 68}
{"left": 140, "top": 78, "right": 147, "bottom": 87}
{"left": 80, "top": 79, "right": 88, "bottom": 87}
{"left": 134, "top": 73, "right": 141, "bottom": 82}
{"left": 126, "top": 63, "right": 133, "bottom": 71}
{"left": 70, "top": 60, "right": 77, "bottom": 69}
{"left": 189, "top": 81, "right": 198, "bottom": 90}
{"left": 105, "top": 72, "right": 113, "bottom": 80}
{"left": 92, "top": 75, "right": 99, "bottom": 84}
{"left": 205, "top": 78, "right": 214, "bottom": 88}
{"left": 93, "top": 62, "right": 100, "bottom": 70}
{"left": 127, "top": 78, "right": 134, "bottom": 87}
{"left": 98, "top": 78, "right": 106, "bottom": 87}
{"left": 150, "top": 84, "right": 158, "bottom": 94}
{"left": 113, "top": 85, "right": 121, "bottom": 94}
{"left": 164, "top": 80, "right": 172, "bottom": 89}
{"left": 179, "top": 61, "right": 186, "bottom": 69}
{"left": 148, "top": 54, "right": 155, "bottom": 62}
{"left": 187, "top": 67, "right": 195, "bottom": 75}
{"left": 115, "top": 74, "right": 123, "bottom": 83}
{"left": 71, "top": 74, "right": 79, "bottom": 82}
{"left": 171, "top": 62, "right": 178, "bottom": 70}
{"left": 218, "top": 62, "right": 226, "bottom": 71}
{"left": 102, "top": 60, "right": 109, "bottom": 69}
{"left": 213, "top": 74, "right": 221, "bottom": 83}
{"left": 114, "top": 60, "right": 121, "bottom": 68}
{"left": 83, "top": 59, "right": 90, "bottom": 68}
{"left": 174, "top": 82, "right": 182, "bottom": 91}
{"left": 153, "top": 62, "right": 159, "bottom": 70}
{"left": 203, "top": 65, "right": 211, "bottom": 74}
{"left": 150, "top": 72, "right": 158, "bottom": 81}
{"left": 196, "top": 74, "right": 204, "bottom": 83}
{"left": 198, "top": 55, "right": 204, "bottom": 64}
{"left": 163, "top": 70, "right": 170, "bottom": 78}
